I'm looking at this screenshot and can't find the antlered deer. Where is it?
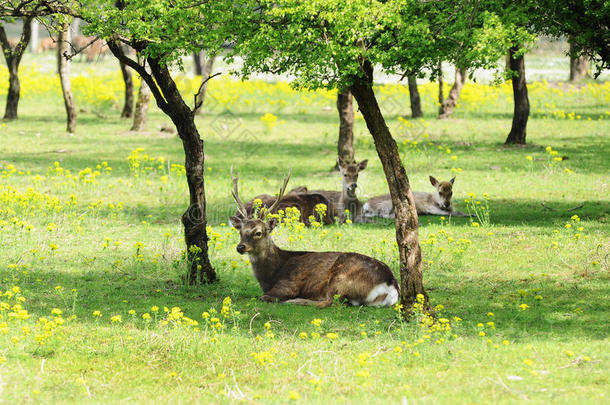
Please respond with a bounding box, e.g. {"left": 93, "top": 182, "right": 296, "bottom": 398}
{"left": 292, "top": 157, "right": 369, "bottom": 223}
{"left": 363, "top": 176, "right": 468, "bottom": 218}
{"left": 229, "top": 171, "right": 332, "bottom": 226}
{"left": 231, "top": 169, "right": 399, "bottom": 307}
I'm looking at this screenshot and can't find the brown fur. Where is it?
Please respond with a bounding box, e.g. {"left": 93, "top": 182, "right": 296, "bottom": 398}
{"left": 293, "top": 157, "right": 369, "bottom": 223}
{"left": 231, "top": 171, "right": 399, "bottom": 307}
{"left": 363, "top": 175, "right": 468, "bottom": 218}
{"left": 230, "top": 193, "right": 333, "bottom": 226}
{"left": 234, "top": 218, "right": 398, "bottom": 306}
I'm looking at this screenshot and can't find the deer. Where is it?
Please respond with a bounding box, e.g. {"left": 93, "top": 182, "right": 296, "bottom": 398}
{"left": 363, "top": 176, "right": 468, "bottom": 219}
{"left": 230, "top": 169, "right": 399, "bottom": 307}
{"left": 229, "top": 189, "right": 333, "bottom": 227}
{"left": 291, "top": 157, "right": 369, "bottom": 223}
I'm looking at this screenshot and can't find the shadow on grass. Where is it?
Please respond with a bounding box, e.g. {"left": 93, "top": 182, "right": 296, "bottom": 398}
{"left": 6, "top": 255, "right": 608, "bottom": 341}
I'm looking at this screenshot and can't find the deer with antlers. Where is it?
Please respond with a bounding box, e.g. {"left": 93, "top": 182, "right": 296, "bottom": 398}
{"left": 230, "top": 169, "right": 399, "bottom": 307}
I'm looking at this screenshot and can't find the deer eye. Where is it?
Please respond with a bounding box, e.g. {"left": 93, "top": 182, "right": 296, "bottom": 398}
{"left": 254, "top": 231, "right": 262, "bottom": 237}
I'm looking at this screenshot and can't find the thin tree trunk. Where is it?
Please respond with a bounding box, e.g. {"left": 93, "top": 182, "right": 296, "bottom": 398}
{"left": 193, "top": 51, "right": 216, "bottom": 115}
{"left": 336, "top": 89, "right": 355, "bottom": 168}
{"left": 131, "top": 74, "right": 151, "bottom": 131}
{"left": 120, "top": 60, "right": 134, "bottom": 118}
{"left": 0, "top": 18, "right": 32, "bottom": 120}
{"left": 438, "top": 61, "right": 444, "bottom": 107}
{"left": 439, "top": 67, "right": 467, "bottom": 119}
{"left": 145, "top": 57, "right": 216, "bottom": 284}
{"left": 193, "top": 51, "right": 203, "bottom": 75}
{"left": 505, "top": 45, "right": 529, "bottom": 145}
{"left": 30, "top": 19, "right": 39, "bottom": 53}
{"left": 407, "top": 76, "right": 423, "bottom": 118}
{"left": 569, "top": 41, "right": 589, "bottom": 82}
{"left": 57, "top": 24, "right": 76, "bottom": 133}
{"left": 349, "top": 60, "right": 426, "bottom": 314}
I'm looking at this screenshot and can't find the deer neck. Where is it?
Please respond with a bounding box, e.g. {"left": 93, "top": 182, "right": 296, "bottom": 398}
{"left": 248, "top": 238, "right": 286, "bottom": 293}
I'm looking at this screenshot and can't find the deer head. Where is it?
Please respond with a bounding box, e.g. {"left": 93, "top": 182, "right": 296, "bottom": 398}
{"left": 429, "top": 176, "right": 455, "bottom": 210}
{"left": 338, "top": 157, "right": 368, "bottom": 199}
{"left": 230, "top": 167, "right": 291, "bottom": 255}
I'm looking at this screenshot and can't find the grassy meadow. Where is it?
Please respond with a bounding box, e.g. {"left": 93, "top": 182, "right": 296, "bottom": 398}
{"left": 0, "top": 52, "right": 609, "bottom": 403}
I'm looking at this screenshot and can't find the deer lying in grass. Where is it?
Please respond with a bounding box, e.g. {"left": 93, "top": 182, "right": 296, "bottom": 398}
{"left": 363, "top": 176, "right": 468, "bottom": 219}
{"left": 231, "top": 170, "right": 399, "bottom": 307}
{"left": 229, "top": 170, "right": 332, "bottom": 226}
{"left": 291, "top": 157, "right": 369, "bottom": 223}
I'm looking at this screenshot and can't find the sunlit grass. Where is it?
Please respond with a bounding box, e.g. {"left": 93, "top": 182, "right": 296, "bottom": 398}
{"left": 0, "top": 62, "right": 608, "bottom": 403}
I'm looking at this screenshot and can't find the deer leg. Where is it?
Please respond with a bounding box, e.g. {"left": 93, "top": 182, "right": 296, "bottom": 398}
{"left": 422, "top": 205, "right": 452, "bottom": 216}
{"left": 261, "top": 280, "right": 299, "bottom": 303}
{"left": 283, "top": 298, "right": 334, "bottom": 308}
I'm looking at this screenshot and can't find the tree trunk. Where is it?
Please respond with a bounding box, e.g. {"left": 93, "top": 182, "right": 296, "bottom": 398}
{"left": 349, "top": 60, "right": 426, "bottom": 314}
{"left": 438, "top": 61, "right": 444, "bottom": 107}
{"left": 0, "top": 18, "right": 32, "bottom": 120}
{"left": 407, "top": 76, "right": 423, "bottom": 118}
{"left": 57, "top": 24, "right": 76, "bottom": 133}
{"left": 120, "top": 60, "right": 134, "bottom": 118}
{"left": 147, "top": 58, "right": 216, "bottom": 284}
{"left": 193, "top": 51, "right": 216, "bottom": 115}
{"left": 193, "top": 51, "right": 203, "bottom": 75}
{"left": 336, "top": 89, "right": 355, "bottom": 167}
{"left": 131, "top": 75, "right": 151, "bottom": 131}
{"left": 569, "top": 41, "right": 589, "bottom": 82}
{"left": 439, "top": 67, "right": 467, "bottom": 119}
{"left": 505, "top": 46, "right": 529, "bottom": 145}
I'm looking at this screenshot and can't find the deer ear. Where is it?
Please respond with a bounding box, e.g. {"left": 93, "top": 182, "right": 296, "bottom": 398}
{"left": 358, "top": 159, "right": 368, "bottom": 171}
{"left": 229, "top": 215, "right": 242, "bottom": 230}
{"left": 266, "top": 217, "right": 278, "bottom": 231}
{"left": 337, "top": 156, "right": 346, "bottom": 168}
{"left": 449, "top": 177, "right": 455, "bottom": 185}
{"left": 429, "top": 176, "right": 439, "bottom": 187}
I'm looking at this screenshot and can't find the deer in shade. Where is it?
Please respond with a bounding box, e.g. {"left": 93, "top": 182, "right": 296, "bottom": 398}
{"left": 363, "top": 176, "right": 468, "bottom": 219}
{"left": 292, "top": 157, "right": 369, "bottom": 223}
{"left": 230, "top": 169, "right": 399, "bottom": 307}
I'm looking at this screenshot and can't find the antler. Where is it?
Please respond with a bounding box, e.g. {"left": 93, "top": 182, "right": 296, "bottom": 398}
{"left": 230, "top": 166, "right": 249, "bottom": 219}
{"left": 263, "top": 168, "right": 292, "bottom": 218}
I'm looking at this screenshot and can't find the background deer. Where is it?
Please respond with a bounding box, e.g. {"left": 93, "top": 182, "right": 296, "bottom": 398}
{"left": 229, "top": 189, "right": 333, "bottom": 227}
{"left": 231, "top": 170, "right": 399, "bottom": 307}
{"left": 363, "top": 176, "right": 468, "bottom": 218}
{"left": 292, "top": 157, "right": 369, "bottom": 223}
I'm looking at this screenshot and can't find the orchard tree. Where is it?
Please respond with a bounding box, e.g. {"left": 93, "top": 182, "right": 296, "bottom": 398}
{"left": 234, "top": 0, "right": 509, "bottom": 312}
{"left": 0, "top": 17, "right": 32, "bottom": 120}
{"left": 4, "top": 0, "right": 238, "bottom": 284}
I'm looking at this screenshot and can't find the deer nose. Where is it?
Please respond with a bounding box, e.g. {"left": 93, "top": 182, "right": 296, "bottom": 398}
{"left": 236, "top": 244, "right": 246, "bottom": 254}
{"left": 348, "top": 183, "right": 357, "bottom": 191}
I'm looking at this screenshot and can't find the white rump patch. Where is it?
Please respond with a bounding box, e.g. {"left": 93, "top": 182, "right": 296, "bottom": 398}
{"left": 364, "top": 283, "right": 399, "bottom": 307}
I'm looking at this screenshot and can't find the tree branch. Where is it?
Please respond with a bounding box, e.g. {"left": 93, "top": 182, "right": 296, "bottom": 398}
{"left": 193, "top": 71, "right": 221, "bottom": 112}
{"left": 105, "top": 38, "right": 169, "bottom": 114}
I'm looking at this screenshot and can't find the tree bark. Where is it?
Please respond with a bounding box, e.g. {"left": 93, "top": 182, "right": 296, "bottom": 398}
{"left": 106, "top": 40, "right": 217, "bottom": 284}
{"left": 505, "top": 46, "right": 529, "bottom": 145}
{"left": 438, "top": 61, "right": 444, "bottom": 107}
{"left": 439, "top": 67, "right": 467, "bottom": 119}
{"left": 193, "top": 51, "right": 203, "bottom": 75}
{"left": 193, "top": 51, "right": 216, "bottom": 115}
{"left": 119, "top": 60, "right": 134, "bottom": 118}
{"left": 336, "top": 89, "right": 355, "bottom": 167}
{"left": 57, "top": 23, "right": 76, "bottom": 133}
{"left": 131, "top": 73, "right": 151, "bottom": 131}
{"left": 569, "top": 40, "right": 589, "bottom": 82}
{"left": 407, "top": 76, "right": 423, "bottom": 118}
{"left": 0, "top": 18, "right": 32, "bottom": 120}
{"left": 349, "top": 60, "right": 426, "bottom": 314}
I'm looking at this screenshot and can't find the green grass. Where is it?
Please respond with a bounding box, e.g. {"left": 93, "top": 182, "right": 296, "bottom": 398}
{"left": 0, "top": 60, "right": 608, "bottom": 404}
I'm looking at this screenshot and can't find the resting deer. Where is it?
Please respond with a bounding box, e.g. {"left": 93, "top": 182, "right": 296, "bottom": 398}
{"left": 292, "top": 157, "right": 369, "bottom": 223}
{"left": 231, "top": 169, "right": 399, "bottom": 307}
{"left": 229, "top": 190, "right": 333, "bottom": 226}
{"left": 363, "top": 176, "right": 468, "bottom": 219}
